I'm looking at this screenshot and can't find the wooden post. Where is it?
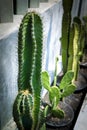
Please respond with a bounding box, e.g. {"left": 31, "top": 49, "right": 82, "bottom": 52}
{"left": 29, "top": 0, "right": 40, "bottom": 8}
{"left": 16, "top": 0, "right": 28, "bottom": 14}
{"left": 0, "top": 0, "right": 13, "bottom": 23}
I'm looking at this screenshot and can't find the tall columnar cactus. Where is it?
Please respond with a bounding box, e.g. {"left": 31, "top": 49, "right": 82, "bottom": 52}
{"left": 67, "top": 25, "right": 74, "bottom": 70}
{"left": 13, "top": 12, "right": 43, "bottom": 130}
{"left": 67, "top": 16, "right": 85, "bottom": 78}
{"left": 72, "top": 17, "right": 81, "bottom": 81}
{"left": 61, "top": 0, "right": 74, "bottom": 74}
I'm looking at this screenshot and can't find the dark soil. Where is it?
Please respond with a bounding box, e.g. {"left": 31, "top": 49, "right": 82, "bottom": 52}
{"left": 46, "top": 102, "right": 74, "bottom": 128}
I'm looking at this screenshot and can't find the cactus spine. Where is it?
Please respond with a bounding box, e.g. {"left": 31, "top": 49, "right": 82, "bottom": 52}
{"left": 61, "top": 0, "right": 74, "bottom": 74}
{"left": 13, "top": 12, "right": 43, "bottom": 130}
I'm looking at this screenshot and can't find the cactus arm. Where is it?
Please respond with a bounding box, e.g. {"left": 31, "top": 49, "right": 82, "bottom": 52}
{"left": 18, "top": 13, "right": 36, "bottom": 92}
{"left": 67, "top": 25, "right": 74, "bottom": 70}
{"left": 13, "top": 12, "right": 43, "bottom": 130}
{"left": 61, "top": 14, "right": 70, "bottom": 73}
{"left": 72, "top": 18, "right": 81, "bottom": 81}
{"left": 21, "top": 93, "right": 33, "bottom": 130}
{"left": 61, "top": 0, "right": 74, "bottom": 74}
{"left": 13, "top": 93, "right": 24, "bottom": 130}
{"left": 31, "top": 13, "right": 43, "bottom": 130}
{"left": 13, "top": 91, "right": 33, "bottom": 130}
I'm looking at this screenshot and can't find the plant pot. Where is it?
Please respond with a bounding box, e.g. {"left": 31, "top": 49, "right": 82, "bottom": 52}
{"left": 46, "top": 102, "right": 74, "bottom": 130}
{"left": 64, "top": 93, "right": 82, "bottom": 112}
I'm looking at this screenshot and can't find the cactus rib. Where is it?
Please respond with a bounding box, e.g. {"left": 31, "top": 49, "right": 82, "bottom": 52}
{"left": 13, "top": 91, "right": 33, "bottom": 130}
{"left": 61, "top": 0, "right": 74, "bottom": 74}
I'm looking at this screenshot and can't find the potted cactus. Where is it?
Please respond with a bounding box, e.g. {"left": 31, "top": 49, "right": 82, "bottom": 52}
{"left": 13, "top": 11, "right": 44, "bottom": 130}
{"left": 57, "top": 0, "right": 74, "bottom": 85}
{"left": 61, "top": 0, "right": 74, "bottom": 74}
{"left": 71, "top": 17, "right": 87, "bottom": 93}
{"left": 41, "top": 70, "right": 76, "bottom": 129}
{"left": 59, "top": 15, "right": 86, "bottom": 93}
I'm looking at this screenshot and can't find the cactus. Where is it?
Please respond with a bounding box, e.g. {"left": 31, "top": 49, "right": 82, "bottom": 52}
{"left": 67, "top": 17, "right": 85, "bottom": 82}
{"left": 72, "top": 17, "right": 81, "bottom": 81}
{"left": 41, "top": 70, "right": 76, "bottom": 119}
{"left": 13, "top": 12, "right": 43, "bottom": 130}
{"left": 67, "top": 25, "right": 74, "bottom": 70}
{"left": 61, "top": 0, "right": 74, "bottom": 74}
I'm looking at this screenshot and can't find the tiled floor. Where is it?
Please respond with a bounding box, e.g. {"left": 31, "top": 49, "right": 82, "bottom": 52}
{"left": 74, "top": 94, "right": 87, "bottom": 130}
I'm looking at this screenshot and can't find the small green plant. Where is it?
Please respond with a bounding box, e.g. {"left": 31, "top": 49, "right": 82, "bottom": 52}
{"left": 13, "top": 12, "right": 44, "bottom": 130}
{"left": 41, "top": 70, "right": 76, "bottom": 118}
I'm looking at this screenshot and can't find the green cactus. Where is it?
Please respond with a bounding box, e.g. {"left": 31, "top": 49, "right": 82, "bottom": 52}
{"left": 41, "top": 70, "right": 76, "bottom": 119}
{"left": 13, "top": 12, "right": 43, "bottom": 130}
{"left": 61, "top": 0, "right": 74, "bottom": 74}
{"left": 67, "top": 25, "right": 74, "bottom": 70}
{"left": 13, "top": 90, "right": 33, "bottom": 130}
{"left": 72, "top": 17, "right": 81, "bottom": 81}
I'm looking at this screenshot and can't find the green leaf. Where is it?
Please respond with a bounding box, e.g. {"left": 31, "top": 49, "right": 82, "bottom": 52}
{"left": 59, "top": 70, "right": 74, "bottom": 89}
{"left": 41, "top": 71, "right": 51, "bottom": 91}
{"left": 49, "top": 86, "right": 60, "bottom": 106}
{"left": 61, "top": 84, "right": 76, "bottom": 98}
{"left": 52, "top": 107, "right": 64, "bottom": 118}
